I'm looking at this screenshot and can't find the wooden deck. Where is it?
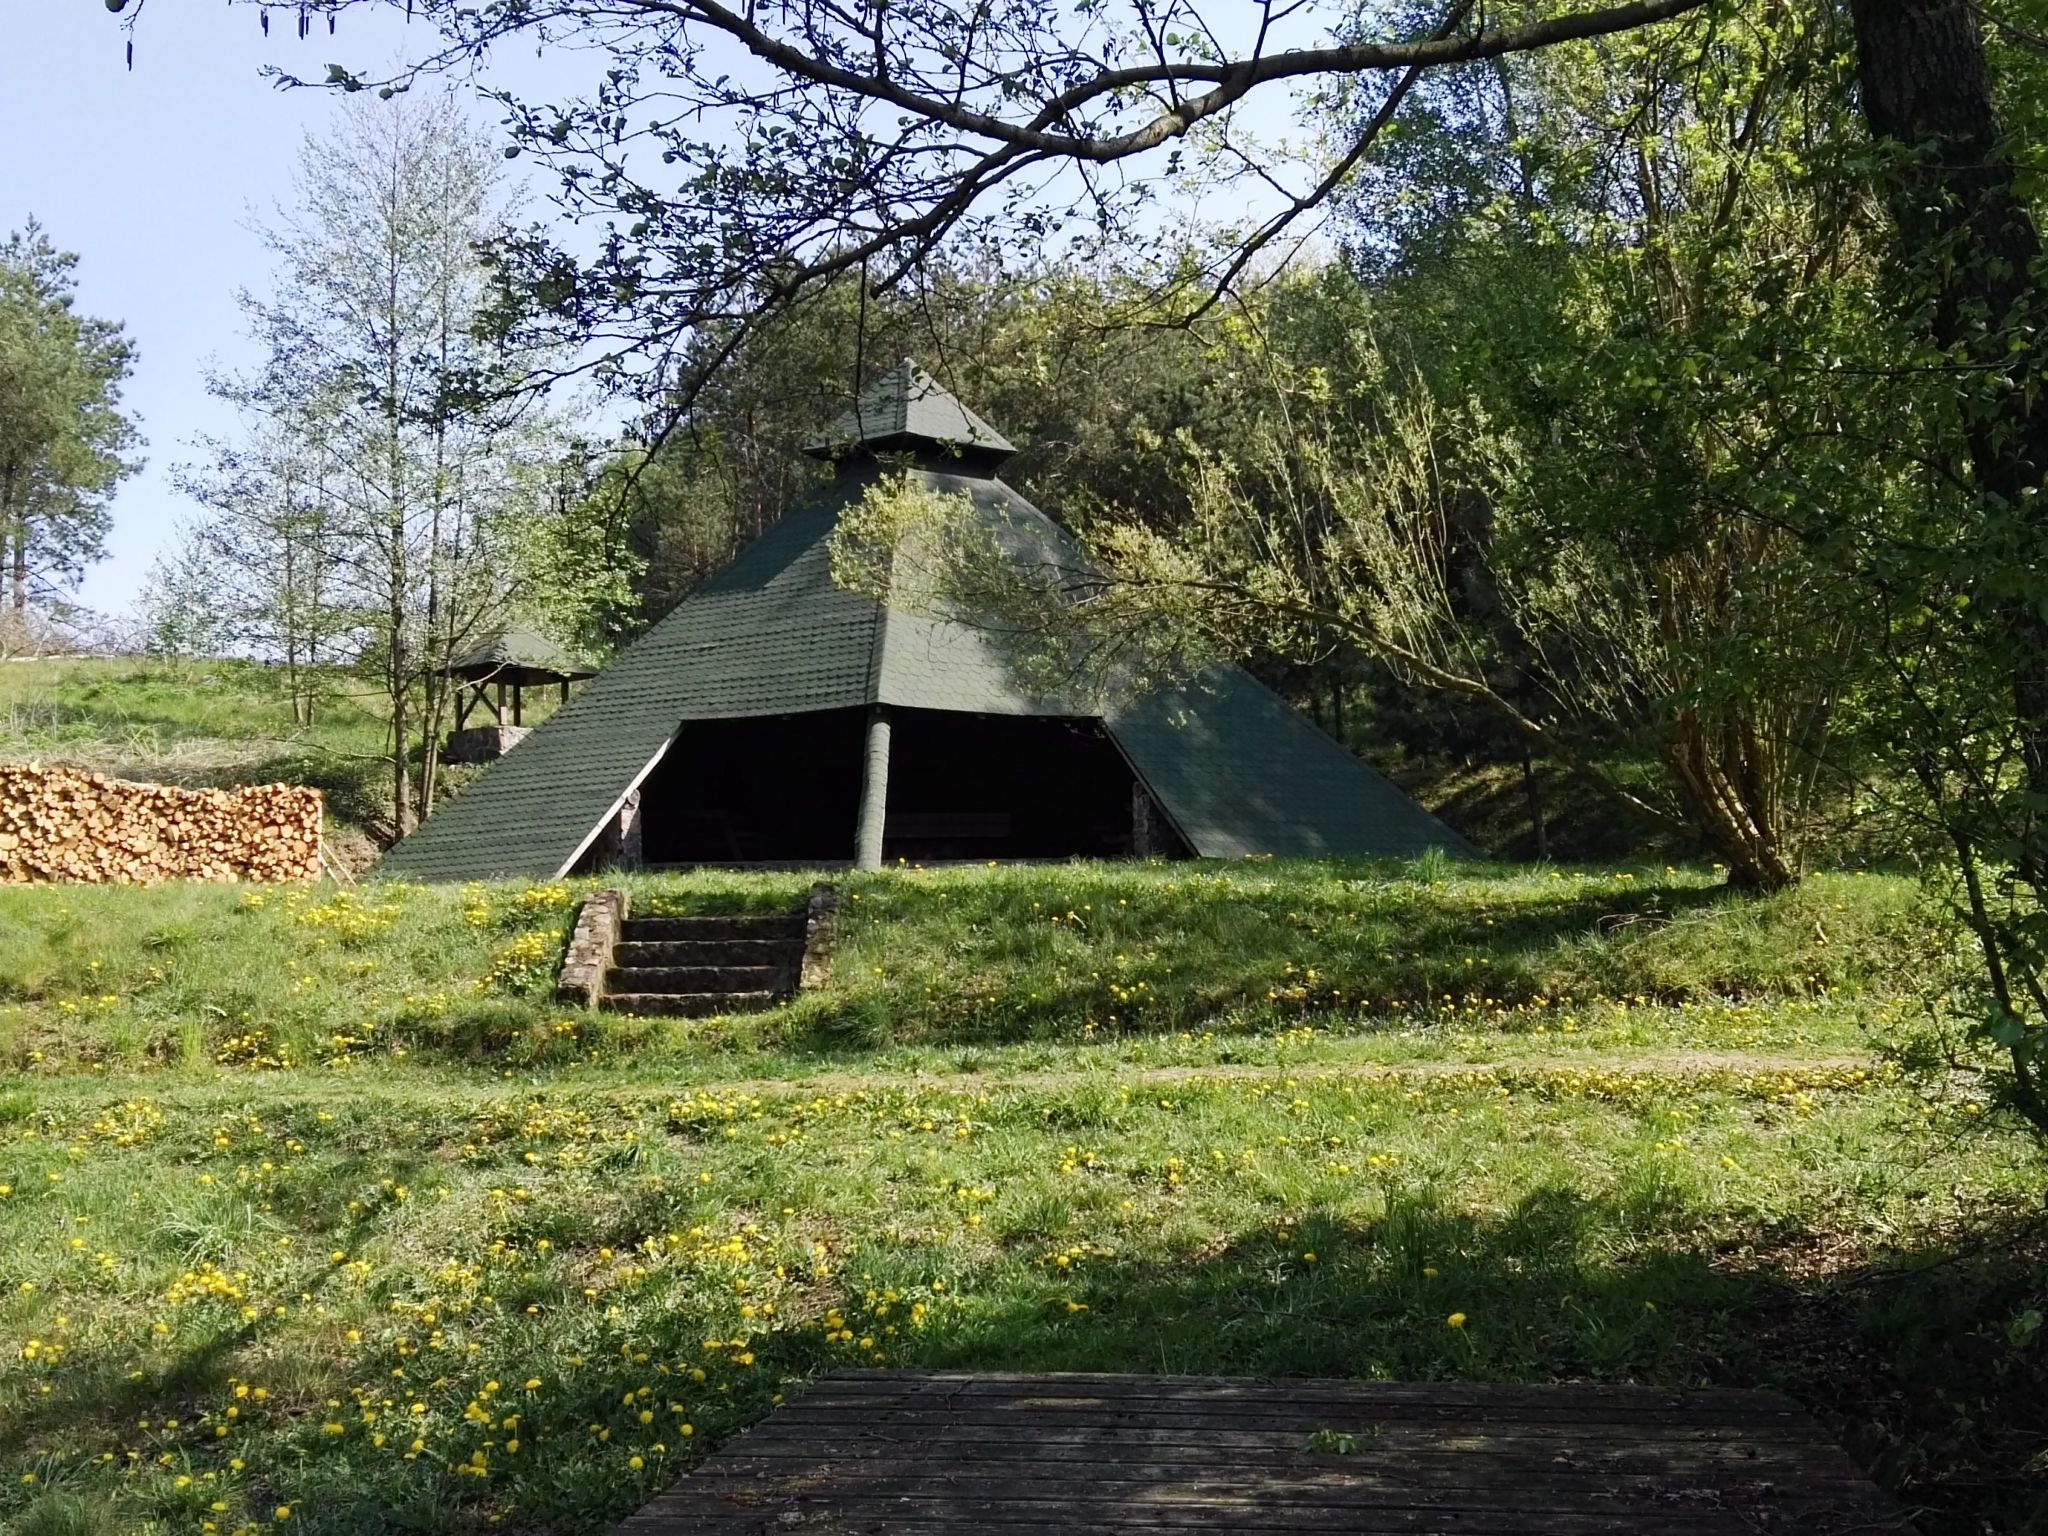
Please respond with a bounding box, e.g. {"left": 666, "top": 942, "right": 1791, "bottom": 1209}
{"left": 614, "top": 1370, "right": 1908, "bottom": 1534}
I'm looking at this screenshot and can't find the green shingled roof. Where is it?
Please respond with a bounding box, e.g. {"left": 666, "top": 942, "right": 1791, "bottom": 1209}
{"left": 378, "top": 368, "right": 1468, "bottom": 881}
{"left": 1111, "top": 670, "right": 1457, "bottom": 859}
{"left": 803, "top": 358, "right": 1015, "bottom": 462}
{"left": 439, "top": 625, "right": 596, "bottom": 684}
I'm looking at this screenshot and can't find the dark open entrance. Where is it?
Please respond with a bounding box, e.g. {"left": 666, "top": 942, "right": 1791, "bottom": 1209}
{"left": 882, "top": 708, "right": 1150, "bottom": 862}
{"left": 634, "top": 706, "right": 1187, "bottom": 865}
{"left": 638, "top": 708, "right": 868, "bottom": 864}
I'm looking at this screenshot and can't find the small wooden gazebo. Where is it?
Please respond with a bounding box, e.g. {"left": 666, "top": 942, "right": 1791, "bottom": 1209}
{"left": 437, "top": 627, "right": 595, "bottom": 764}
{"left": 441, "top": 626, "right": 595, "bottom": 730}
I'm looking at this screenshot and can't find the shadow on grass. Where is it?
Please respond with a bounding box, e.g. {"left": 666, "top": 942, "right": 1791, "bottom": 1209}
{"left": 9, "top": 1180, "right": 2042, "bottom": 1534}
{"left": 887, "top": 1193, "right": 2048, "bottom": 1535}
{"left": 0, "top": 1147, "right": 444, "bottom": 1495}
{"left": 768, "top": 878, "right": 1765, "bottom": 1053}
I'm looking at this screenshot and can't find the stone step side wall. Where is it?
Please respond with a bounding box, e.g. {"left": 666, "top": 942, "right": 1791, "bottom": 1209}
{"left": 0, "top": 761, "right": 323, "bottom": 885}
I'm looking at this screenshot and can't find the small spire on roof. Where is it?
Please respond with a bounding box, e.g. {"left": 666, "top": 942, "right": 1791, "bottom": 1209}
{"left": 803, "top": 357, "right": 1016, "bottom": 465}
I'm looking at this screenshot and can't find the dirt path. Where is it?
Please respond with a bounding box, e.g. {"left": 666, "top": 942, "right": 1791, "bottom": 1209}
{"left": 663, "top": 1049, "right": 1887, "bottom": 1102}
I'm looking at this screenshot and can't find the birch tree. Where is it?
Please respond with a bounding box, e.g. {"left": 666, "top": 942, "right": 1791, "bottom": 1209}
{"left": 167, "top": 92, "right": 572, "bottom": 835}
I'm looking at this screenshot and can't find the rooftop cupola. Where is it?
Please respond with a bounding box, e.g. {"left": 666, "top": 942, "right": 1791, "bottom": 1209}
{"left": 801, "top": 357, "right": 1016, "bottom": 476}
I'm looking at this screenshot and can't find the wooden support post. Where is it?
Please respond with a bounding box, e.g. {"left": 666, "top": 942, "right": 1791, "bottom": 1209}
{"left": 493, "top": 682, "right": 506, "bottom": 723}
{"left": 512, "top": 683, "right": 523, "bottom": 727}
{"left": 559, "top": 680, "right": 570, "bottom": 706}
{"left": 854, "top": 706, "right": 891, "bottom": 871}
{"left": 1132, "top": 781, "right": 1156, "bottom": 858}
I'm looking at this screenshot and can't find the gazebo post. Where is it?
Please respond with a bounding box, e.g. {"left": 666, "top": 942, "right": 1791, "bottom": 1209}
{"left": 494, "top": 682, "right": 506, "bottom": 723}
{"left": 512, "top": 683, "right": 523, "bottom": 727}
{"left": 854, "top": 706, "right": 891, "bottom": 871}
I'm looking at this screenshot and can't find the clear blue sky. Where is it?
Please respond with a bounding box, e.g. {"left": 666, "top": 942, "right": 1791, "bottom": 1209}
{"left": 1, "top": 4, "right": 493, "bottom": 620}
{"left": 4, "top": 4, "right": 1316, "bottom": 626}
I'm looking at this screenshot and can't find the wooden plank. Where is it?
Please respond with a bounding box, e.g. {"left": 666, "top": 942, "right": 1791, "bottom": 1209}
{"left": 699, "top": 1446, "right": 1883, "bottom": 1492}
{"left": 624, "top": 1490, "right": 1895, "bottom": 1534}
{"left": 771, "top": 1392, "right": 1817, "bottom": 1431}
{"left": 723, "top": 1426, "right": 1861, "bottom": 1479}
{"left": 745, "top": 1403, "right": 1837, "bottom": 1447}
{"left": 685, "top": 1460, "right": 1890, "bottom": 1513}
{"left": 636, "top": 1521, "right": 1893, "bottom": 1536}
{"left": 609, "top": 1371, "right": 1904, "bottom": 1536}
{"left": 779, "top": 1378, "right": 1804, "bottom": 1418}
{"left": 816, "top": 1370, "right": 1804, "bottom": 1413}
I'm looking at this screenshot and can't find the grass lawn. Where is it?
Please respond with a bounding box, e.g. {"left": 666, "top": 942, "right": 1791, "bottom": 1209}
{"left": 1, "top": 861, "right": 2043, "bottom": 1535}
{"left": 0, "top": 657, "right": 574, "bottom": 863}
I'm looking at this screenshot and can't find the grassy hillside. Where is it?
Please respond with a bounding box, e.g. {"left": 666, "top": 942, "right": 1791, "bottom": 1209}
{"left": 0, "top": 659, "right": 390, "bottom": 857}
{"left": 0, "top": 861, "right": 1934, "bottom": 1075}
{"left": 0, "top": 657, "right": 576, "bottom": 867}
{"left": 2, "top": 861, "right": 2043, "bottom": 1534}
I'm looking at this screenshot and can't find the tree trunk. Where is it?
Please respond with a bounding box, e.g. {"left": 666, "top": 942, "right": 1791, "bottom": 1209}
{"left": 383, "top": 128, "right": 414, "bottom": 842}
{"left": 1661, "top": 710, "right": 1798, "bottom": 891}
{"left": 1852, "top": 0, "right": 2048, "bottom": 786}
{"left": 1520, "top": 745, "right": 1548, "bottom": 862}
{"left": 6, "top": 476, "right": 25, "bottom": 614}
{"left": 1851, "top": 0, "right": 2048, "bottom": 1125}
{"left": 0, "top": 466, "right": 14, "bottom": 616}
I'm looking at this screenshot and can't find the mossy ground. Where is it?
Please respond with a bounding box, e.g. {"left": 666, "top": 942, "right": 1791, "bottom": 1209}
{"left": 0, "top": 861, "right": 2042, "bottom": 1535}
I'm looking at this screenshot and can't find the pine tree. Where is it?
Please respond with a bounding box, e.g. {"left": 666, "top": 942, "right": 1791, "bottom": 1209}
{"left": 0, "top": 220, "right": 140, "bottom": 630}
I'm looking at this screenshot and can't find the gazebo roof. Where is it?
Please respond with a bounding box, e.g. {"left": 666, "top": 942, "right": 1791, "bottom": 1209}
{"left": 379, "top": 359, "right": 1472, "bottom": 883}
{"left": 438, "top": 626, "right": 596, "bottom": 686}
{"left": 802, "top": 358, "right": 1016, "bottom": 466}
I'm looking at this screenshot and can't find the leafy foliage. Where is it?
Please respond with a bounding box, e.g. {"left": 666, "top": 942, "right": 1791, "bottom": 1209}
{"left": 148, "top": 93, "right": 633, "bottom": 836}
{"left": 0, "top": 221, "right": 140, "bottom": 629}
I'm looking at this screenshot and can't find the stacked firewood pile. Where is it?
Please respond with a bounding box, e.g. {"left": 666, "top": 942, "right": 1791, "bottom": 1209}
{"left": 0, "top": 762, "right": 323, "bottom": 885}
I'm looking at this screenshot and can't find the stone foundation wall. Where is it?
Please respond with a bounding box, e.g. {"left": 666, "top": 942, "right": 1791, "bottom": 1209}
{"left": 0, "top": 762, "right": 323, "bottom": 885}
{"left": 573, "top": 789, "right": 643, "bottom": 873}
{"left": 557, "top": 887, "right": 629, "bottom": 1006}
{"left": 443, "top": 725, "right": 532, "bottom": 764}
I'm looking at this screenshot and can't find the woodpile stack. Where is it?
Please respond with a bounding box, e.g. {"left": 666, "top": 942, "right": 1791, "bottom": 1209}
{"left": 0, "top": 762, "right": 323, "bottom": 885}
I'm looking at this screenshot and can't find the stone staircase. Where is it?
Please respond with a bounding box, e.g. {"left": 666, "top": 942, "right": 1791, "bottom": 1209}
{"left": 601, "top": 909, "right": 809, "bottom": 1016}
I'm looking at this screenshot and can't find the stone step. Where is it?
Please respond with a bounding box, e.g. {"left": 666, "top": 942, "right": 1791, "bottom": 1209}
{"left": 602, "top": 990, "right": 779, "bottom": 1017}
{"left": 613, "top": 938, "right": 801, "bottom": 969}
{"left": 622, "top": 914, "right": 806, "bottom": 944}
{"left": 606, "top": 964, "right": 789, "bottom": 994}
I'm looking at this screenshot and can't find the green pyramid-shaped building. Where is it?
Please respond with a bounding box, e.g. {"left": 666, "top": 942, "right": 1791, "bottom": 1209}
{"left": 377, "top": 361, "right": 1470, "bottom": 879}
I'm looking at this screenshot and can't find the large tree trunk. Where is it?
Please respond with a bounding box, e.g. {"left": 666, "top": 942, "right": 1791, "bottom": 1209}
{"left": 1661, "top": 711, "right": 1798, "bottom": 891}
{"left": 1851, "top": 0, "right": 2048, "bottom": 1123}
{"left": 1851, "top": 0, "right": 2048, "bottom": 743}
